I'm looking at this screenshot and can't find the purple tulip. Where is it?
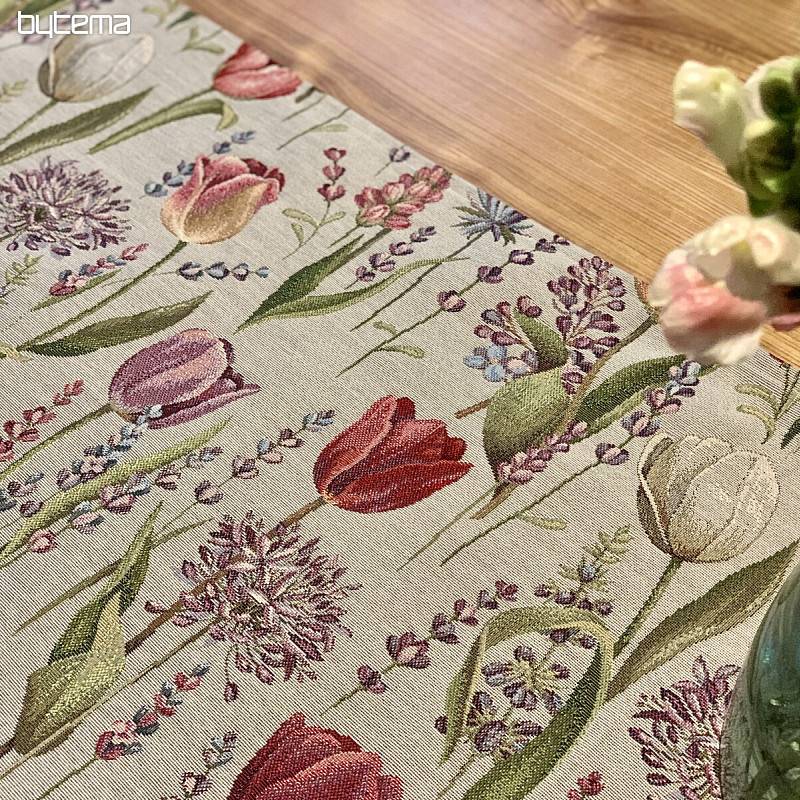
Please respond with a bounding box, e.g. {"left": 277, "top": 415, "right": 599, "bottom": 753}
{"left": 108, "top": 329, "right": 260, "bottom": 429}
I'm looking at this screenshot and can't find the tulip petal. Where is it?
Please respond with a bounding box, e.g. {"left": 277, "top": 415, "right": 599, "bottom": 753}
{"left": 108, "top": 328, "right": 228, "bottom": 418}
{"left": 331, "top": 460, "right": 473, "bottom": 513}
{"left": 215, "top": 43, "right": 271, "bottom": 76}
{"left": 257, "top": 751, "right": 384, "bottom": 800}
{"left": 376, "top": 775, "right": 404, "bottom": 800}
{"left": 313, "top": 397, "right": 410, "bottom": 495}
{"left": 160, "top": 155, "right": 210, "bottom": 240}
{"left": 214, "top": 67, "right": 302, "bottom": 100}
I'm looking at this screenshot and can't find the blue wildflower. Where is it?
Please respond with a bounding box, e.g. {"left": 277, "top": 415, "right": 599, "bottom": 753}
{"left": 456, "top": 189, "right": 532, "bottom": 243}
{"left": 464, "top": 345, "right": 538, "bottom": 382}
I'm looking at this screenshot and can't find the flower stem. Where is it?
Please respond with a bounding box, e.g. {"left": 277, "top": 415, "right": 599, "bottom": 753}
{"left": 0, "top": 404, "right": 112, "bottom": 484}
{"left": 277, "top": 107, "right": 349, "bottom": 151}
{"left": 437, "top": 754, "right": 478, "bottom": 798}
{"left": 454, "top": 397, "right": 493, "bottom": 419}
{"left": 18, "top": 241, "right": 188, "bottom": 350}
{"left": 441, "top": 461, "right": 599, "bottom": 566}
{"left": 350, "top": 238, "right": 480, "bottom": 333}
{"left": 0, "top": 99, "right": 56, "bottom": 148}
{"left": 397, "top": 485, "right": 495, "bottom": 570}
{"left": 329, "top": 224, "right": 361, "bottom": 248}
{"left": 124, "top": 496, "right": 327, "bottom": 654}
{"left": 34, "top": 758, "right": 96, "bottom": 800}
{"left": 282, "top": 91, "right": 324, "bottom": 121}
{"left": 613, "top": 556, "right": 682, "bottom": 658}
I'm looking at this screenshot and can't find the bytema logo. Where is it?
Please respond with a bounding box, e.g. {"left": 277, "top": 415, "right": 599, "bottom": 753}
{"left": 17, "top": 12, "right": 131, "bottom": 36}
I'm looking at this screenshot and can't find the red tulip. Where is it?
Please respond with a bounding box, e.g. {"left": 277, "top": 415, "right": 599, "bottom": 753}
{"left": 313, "top": 396, "right": 471, "bottom": 513}
{"left": 228, "top": 713, "right": 402, "bottom": 800}
{"left": 213, "top": 44, "right": 302, "bottom": 100}
{"left": 161, "top": 155, "right": 284, "bottom": 244}
{"left": 109, "top": 329, "right": 260, "bottom": 429}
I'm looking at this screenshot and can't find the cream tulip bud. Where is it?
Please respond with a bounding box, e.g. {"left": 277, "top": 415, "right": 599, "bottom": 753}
{"left": 673, "top": 60, "right": 748, "bottom": 168}
{"left": 38, "top": 33, "right": 154, "bottom": 103}
{"left": 637, "top": 436, "right": 779, "bottom": 563}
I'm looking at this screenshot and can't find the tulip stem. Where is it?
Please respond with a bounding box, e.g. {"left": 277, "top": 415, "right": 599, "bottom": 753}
{"left": 397, "top": 485, "right": 495, "bottom": 570}
{"left": 614, "top": 556, "right": 682, "bottom": 658}
{"left": 33, "top": 758, "right": 96, "bottom": 800}
{"left": 282, "top": 91, "right": 324, "bottom": 121}
{"left": 0, "top": 99, "right": 56, "bottom": 148}
{"left": 454, "top": 397, "right": 493, "bottom": 419}
{"left": 277, "top": 106, "right": 349, "bottom": 151}
{"left": 17, "top": 240, "right": 188, "bottom": 351}
{"left": 0, "top": 403, "right": 112, "bottom": 485}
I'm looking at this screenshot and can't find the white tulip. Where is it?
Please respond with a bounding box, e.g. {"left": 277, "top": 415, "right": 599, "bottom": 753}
{"left": 38, "top": 33, "right": 154, "bottom": 103}
{"left": 637, "top": 435, "right": 779, "bottom": 563}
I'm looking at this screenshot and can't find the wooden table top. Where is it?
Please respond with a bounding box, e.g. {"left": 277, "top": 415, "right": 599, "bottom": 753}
{"left": 184, "top": 0, "right": 800, "bottom": 364}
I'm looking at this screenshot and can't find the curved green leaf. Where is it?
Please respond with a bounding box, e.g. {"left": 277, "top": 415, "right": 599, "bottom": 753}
{"left": 379, "top": 344, "right": 425, "bottom": 359}
{"left": 442, "top": 606, "right": 612, "bottom": 766}
{"left": 283, "top": 208, "right": 318, "bottom": 227}
{"left": 23, "top": 292, "right": 211, "bottom": 356}
{"left": 607, "top": 543, "right": 797, "bottom": 701}
{"left": 89, "top": 96, "right": 238, "bottom": 154}
{"left": 574, "top": 355, "right": 689, "bottom": 435}
{"left": 482, "top": 368, "right": 569, "bottom": 475}
{"left": 0, "top": 89, "right": 152, "bottom": 167}
{"left": 463, "top": 651, "right": 609, "bottom": 800}
{"left": 737, "top": 404, "right": 776, "bottom": 443}
{"left": 512, "top": 311, "right": 568, "bottom": 372}
{"left": 736, "top": 383, "right": 779, "bottom": 410}
{"left": 1, "top": 418, "right": 228, "bottom": 556}
{"left": 13, "top": 596, "right": 125, "bottom": 755}
{"left": 49, "top": 503, "right": 160, "bottom": 662}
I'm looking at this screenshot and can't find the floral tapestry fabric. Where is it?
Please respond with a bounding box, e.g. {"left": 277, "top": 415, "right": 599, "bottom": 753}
{"left": 1, "top": 6, "right": 799, "bottom": 800}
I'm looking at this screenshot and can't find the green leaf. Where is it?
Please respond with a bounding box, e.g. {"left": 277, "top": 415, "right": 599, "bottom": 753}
{"left": 737, "top": 404, "right": 776, "bottom": 443}
{"left": 283, "top": 208, "right": 319, "bottom": 227}
{"left": 167, "top": 7, "right": 196, "bottom": 26}
{"left": 574, "top": 355, "right": 689, "bottom": 436}
{"left": 463, "top": 651, "right": 609, "bottom": 800}
{"left": 512, "top": 311, "right": 568, "bottom": 371}
{"left": 0, "top": 90, "right": 152, "bottom": 167}
{"left": 320, "top": 211, "right": 346, "bottom": 226}
{"left": 30, "top": 271, "right": 119, "bottom": 311}
{"left": 246, "top": 256, "right": 461, "bottom": 322}
{"left": 736, "top": 382, "right": 780, "bottom": 410}
{"left": 90, "top": 97, "right": 239, "bottom": 153}
{"left": 2, "top": 419, "right": 228, "bottom": 556}
{"left": 13, "top": 596, "right": 126, "bottom": 755}
{"left": 49, "top": 504, "right": 160, "bottom": 663}
{"left": 379, "top": 344, "right": 425, "bottom": 359}
{"left": 0, "top": 79, "right": 27, "bottom": 103}
{"left": 782, "top": 416, "right": 800, "bottom": 448}
{"left": 608, "top": 543, "right": 798, "bottom": 701}
{"left": 482, "top": 368, "right": 569, "bottom": 475}
{"left": 23, "top": 292, "right": 211, "bottom": 356}
{"left": 517, "top": 513, "right": 566, "bottom": 530}
{"left": 290, "top": 222, "right": 305, "bottom": 246}
{"left": 373, "top": 320, "right": 398, "bottom": 335}
{"left": 315, "top": 123, "right": 348, "bottom": 132}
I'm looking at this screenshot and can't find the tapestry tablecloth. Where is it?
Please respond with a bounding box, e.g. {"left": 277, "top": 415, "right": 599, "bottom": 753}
{"left": 0, "top": 5, "right": 795, "bottom": 799}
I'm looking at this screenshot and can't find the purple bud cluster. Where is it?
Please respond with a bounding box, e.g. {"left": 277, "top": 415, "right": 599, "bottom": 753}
{"left": 355, "top": 227, "right": 436, "bottom": 282}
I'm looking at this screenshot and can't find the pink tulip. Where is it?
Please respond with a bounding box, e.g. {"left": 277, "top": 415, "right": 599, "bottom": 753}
{"left": 161, "top": 155, "right": 284, "bottom": 244}
{"left": 213, "top": 44, "right": 302, "bottom": 99}
{"left": 109, "top": 329, "right": 260, "bottom": 429}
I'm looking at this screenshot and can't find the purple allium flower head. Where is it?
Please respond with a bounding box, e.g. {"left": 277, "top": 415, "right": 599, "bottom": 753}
{"left": 158, "top": 512, "right": 360, "bottom": 690}
{"left": 628, "top": 655, "right": 739, "bottom": 798}
{"left": 0, "top": 157, "right": 131, "bottom": 256}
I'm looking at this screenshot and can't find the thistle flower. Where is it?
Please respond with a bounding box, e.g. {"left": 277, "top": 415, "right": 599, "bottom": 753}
{"left": 456, "top": 189, "right": 532, "bottom": 243}
{"left": 0, "top": 157, "right": 131, "bottom": 256}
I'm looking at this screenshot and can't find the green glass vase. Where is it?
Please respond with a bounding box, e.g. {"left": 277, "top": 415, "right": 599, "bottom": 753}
{"left": 722, "top": 561, "right": 800, "bottom": 797}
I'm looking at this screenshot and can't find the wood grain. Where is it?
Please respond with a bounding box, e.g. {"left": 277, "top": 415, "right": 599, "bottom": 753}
{"left": 185, "top": 0, "right": 800, "bottom": 363}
